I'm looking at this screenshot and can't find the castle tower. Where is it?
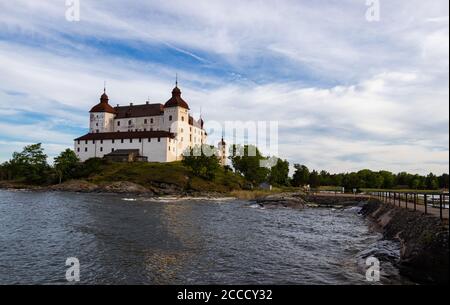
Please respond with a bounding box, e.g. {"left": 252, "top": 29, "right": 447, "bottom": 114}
{"left": 163, "top": 82, "right": 190, "bottom": 155}
{"left": 89, "top": 88, "right": 116, "bottom": 133}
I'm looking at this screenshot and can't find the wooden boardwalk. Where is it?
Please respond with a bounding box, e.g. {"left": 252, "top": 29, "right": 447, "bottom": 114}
{"left": 312, "top": 192, "right": 449, "bottom": 221}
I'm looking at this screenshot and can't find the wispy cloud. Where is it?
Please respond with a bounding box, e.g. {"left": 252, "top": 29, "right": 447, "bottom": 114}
{"left": 0, "top": 0, "right": 448, "bottom": 174}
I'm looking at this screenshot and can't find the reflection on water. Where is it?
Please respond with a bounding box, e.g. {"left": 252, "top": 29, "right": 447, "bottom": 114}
{"left": 0, "top": 190, "right": 415, "bottom": 284}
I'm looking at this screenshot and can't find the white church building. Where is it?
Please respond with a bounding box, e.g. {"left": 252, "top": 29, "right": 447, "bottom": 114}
{"left": 74, "top": 83, "right": 209, "bottom": 162}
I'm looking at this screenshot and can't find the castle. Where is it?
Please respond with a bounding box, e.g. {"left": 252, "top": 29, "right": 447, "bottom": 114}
{"left": 74, "top": 83, "right": 226, "bottom": 164}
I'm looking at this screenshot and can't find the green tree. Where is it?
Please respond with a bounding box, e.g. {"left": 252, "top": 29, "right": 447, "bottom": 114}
{"left": 438, "top": 174, "right": 449, "bottom": 189}
{"left": 54, "top": 149, "right": 79, "bottom": 184}
{"left": 425, "top": 173, "right": 439, "bottom": 190}
{"left": 268, "top": 158, "right": 290, "bottom": 186}
{"left": 309, "top": 170, "right": 320, "bottom": 188}
{"left": 9, "top": 143, "right": 49, "bottom": 184}
{"left": 182, "top": 145, "right": 220, "bottom": 180}
{"left": 292, "top": 164, "right": 310, "bottom": 187}
{"left": 379, "top": 170, "right": 395, "bottom": 188}
{"left": 229, "top": 145, "right": 269, "bottom": 184}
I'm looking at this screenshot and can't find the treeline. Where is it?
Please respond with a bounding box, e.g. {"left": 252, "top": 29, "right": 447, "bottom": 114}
{"left": 0, "top": 143, "right": 106, "bottom": 185}
{"left": 182, "top": 144, "right": 290, "bottom": 187}
{"left": 291, "top": 165, "right": 449, "bottom": 191}
{"left": 1, "top": 143, "right": 449, "bottom": 191}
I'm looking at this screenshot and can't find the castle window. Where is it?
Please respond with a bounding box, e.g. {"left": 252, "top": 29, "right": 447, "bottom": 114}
{"left": 150, "top": 128, "right": 153, "bottom": 131}
{"left": 100, "top": 147, "right": 103, "bottom": 152}
{"left": 121, "top": 139, "right": 124, "bottom": 143}
{"left": 112, "top": 139, "right": 115, "bottom": 144}
{"left": 158, "top": 138, "right": 161, "bottom": 142}
{"left": 117, "top": 121, "right": 121, "bottom": 126}
{"left": 96, "top": 123, "right": 98, "bottom": 127}
{"left": 168, "top": 146, "right": 170, "bottom": 151}
{"left": 85, "top": 147, "right": 88, "bottom": 152}
{"left": 92, "top": 140, "right": 95, "bottom": 144}
{"left": 182, "top": 116, "right": 184, "bottom": 122}
{"left": 77, "top": 148, "right": 80, "bottom": 152}
{"left": 77, "top": 140, "right": 80, "bottom": 144}
{"left": 169, "top": 115, "right": 172, "bottom": 121}
{"left": 190, "top": 135, "right": 192, "bottom": 141}
{"left": 96, "top": 130, "right": 99, "bottom": 133}
{"left": 144, "top": 128, "right": 146, "bottom": 131}
{"left": 148, "top": 138, "right": 151, "bottom": 142}
{"left": 100, "top": 140, "right": 103, "bottom": 144}
{"left": 144, "top": 119, "right": 148, "bottom": 124}
{"left": 139, "top": 138, "right": 142, "bottom": 143}
{"left": 128, "top": 120, "right": 132, "bottom": 125}
{"left": 111, "top": 148, "right": 114, "bottom": 152}
{"left": 130, "top": 139, "right": 133, "bottom": 143}
{"left": 85, "top": 140, "right": 88, "bottom": 144}
{"left": 151, "top": 118, "right": 154, "bottom": 124}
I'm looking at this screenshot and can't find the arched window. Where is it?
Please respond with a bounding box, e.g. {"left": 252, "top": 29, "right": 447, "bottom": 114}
{"left": 128, "top": 120, "right": 132, "bottom": 125}
{"left": 181, "top": 116, "right": 184, "bottom": 122}
{"left": 169, "top": 115, "right": 173, "bottom": 121}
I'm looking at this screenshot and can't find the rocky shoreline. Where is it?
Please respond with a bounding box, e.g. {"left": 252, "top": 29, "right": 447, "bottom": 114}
{"left": 0, "top": 180, "right": 225, "bottom": 198}
{"left": 360, "top": 200, "right": 449, "bottom": 284}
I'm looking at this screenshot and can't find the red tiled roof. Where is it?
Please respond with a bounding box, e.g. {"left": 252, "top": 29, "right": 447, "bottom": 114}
{"left": 114, "top": 103, "right": 164, "bottom": 118}
{"left": 89, "top": 92, "right": 116, "bottom": 114}
{"left": 164, "top": 86, "right": 190, "bottom": 109}
{"left": 74, "top": 131, "right": 175, "bottom": 141}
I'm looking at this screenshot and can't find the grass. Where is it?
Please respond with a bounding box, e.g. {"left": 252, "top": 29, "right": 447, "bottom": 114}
{"left": 86, "top": 161, "right": 246, "bottom": 193}
{"left": 361, "top": 188, "right": 446, "bottom": 194}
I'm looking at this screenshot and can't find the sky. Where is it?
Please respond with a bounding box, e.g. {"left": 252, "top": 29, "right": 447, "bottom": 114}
{"left": 0, "top": 0, "right": 448, "bottom": 174}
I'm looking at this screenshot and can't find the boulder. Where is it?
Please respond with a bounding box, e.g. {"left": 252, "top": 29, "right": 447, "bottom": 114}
{"left": 256, "top": 192, "right": 307, "bottom": 209}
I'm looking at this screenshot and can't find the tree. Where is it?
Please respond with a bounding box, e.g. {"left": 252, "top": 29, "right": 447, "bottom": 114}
{"left": 182, "top": 145, "right": 220, "bottom": 180}
{"left": 9, "top": 143, "right": 49, "bottom": 184}
{"left": 438, "top": 174, "right": 449, "bottom": 190}
{"left": 379, "top": 170, "right": 395, "bottom": 188}
{"left": 54, "top": 149, "right": 79, "bottom": 184}
{"left": 229, "top": 145, "right": 269, "bottom": 184}
{"left": 425, "top": 173, "right": 439, "bottom": 190}
{"left": 269, "top": 158, "right": 290, "bottom": 186}
{"left": 292, "top": 164, "right": 310, "bottom": 187}
{"left": 309, "top": 170, "right": 320, "bottom": 188}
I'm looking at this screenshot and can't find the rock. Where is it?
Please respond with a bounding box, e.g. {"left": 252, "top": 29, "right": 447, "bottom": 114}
{"left": 49, "top": 180, "right": 99, "bottom": 192}
{"left": 256, "top": 192, "right": 307, "bottom": 209}
{"left": 99, "top": 181, "right": 152, "bottom": 194}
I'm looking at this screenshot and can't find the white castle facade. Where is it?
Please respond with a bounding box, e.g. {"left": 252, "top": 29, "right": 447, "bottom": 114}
{"left": 74, "top": 84, "right": 213, "bottom": 163}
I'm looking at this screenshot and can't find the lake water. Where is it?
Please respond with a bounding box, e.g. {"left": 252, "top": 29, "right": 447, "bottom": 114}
{"left": 0, "top": 190, "right": 415, "bottom": 284}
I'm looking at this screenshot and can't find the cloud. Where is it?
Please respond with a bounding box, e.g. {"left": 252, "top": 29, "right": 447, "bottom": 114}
{"left": 0, "top": 0, "right": 448, "bottom": 174}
